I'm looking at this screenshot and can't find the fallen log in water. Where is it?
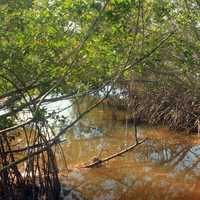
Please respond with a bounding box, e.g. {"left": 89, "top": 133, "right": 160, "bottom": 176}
{"left": 82, "top": 139, "right": 146, "bottom": 168}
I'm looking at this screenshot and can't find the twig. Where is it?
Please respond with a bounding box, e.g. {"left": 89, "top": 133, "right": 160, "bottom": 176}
{"left": 82, "top": 138, "right": 146, "bottom": 168}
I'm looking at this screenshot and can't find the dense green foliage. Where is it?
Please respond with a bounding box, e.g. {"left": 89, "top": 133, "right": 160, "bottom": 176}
{"left": 0, "top": 0, "right": 199, "bottom": 130}
{"left": 0, "top": 0, "right": 199, "bottom": 98}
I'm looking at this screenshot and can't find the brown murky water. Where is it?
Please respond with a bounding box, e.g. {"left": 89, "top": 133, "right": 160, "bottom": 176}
{"left": 55, "top": 103, "right": 200, "bottom": 200}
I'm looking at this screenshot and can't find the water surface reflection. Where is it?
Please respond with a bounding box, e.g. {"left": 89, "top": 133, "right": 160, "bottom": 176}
{"left": 58, "top": 102, "right": 200, "bottom": 200}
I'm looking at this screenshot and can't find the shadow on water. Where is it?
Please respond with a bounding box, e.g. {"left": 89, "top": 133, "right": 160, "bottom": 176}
{"left": 53, "top": 97, "right": 200, "bottom": 200}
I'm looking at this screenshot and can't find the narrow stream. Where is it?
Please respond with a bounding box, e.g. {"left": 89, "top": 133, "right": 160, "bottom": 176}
{"left": 54, "top": 99, "right": 200, "bottom": 200}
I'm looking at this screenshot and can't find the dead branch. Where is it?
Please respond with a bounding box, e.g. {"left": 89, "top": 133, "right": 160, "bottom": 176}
{"left": 82, "top": 139, "right": 146, "bottom": 168}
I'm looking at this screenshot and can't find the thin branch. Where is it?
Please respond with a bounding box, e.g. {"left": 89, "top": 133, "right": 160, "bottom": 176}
{"left": 82, "top": 139, "right": 146, "bottom": 168}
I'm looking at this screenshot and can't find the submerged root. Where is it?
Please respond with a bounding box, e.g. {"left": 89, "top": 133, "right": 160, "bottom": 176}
{"left": 0, "top": 127, "right": 61, "bottom": 200}
{"left": 137, "top": 89, "right": 200, "bottom": 133}
{"left": 104, "top": 87, "right": 200, "bottom": 133}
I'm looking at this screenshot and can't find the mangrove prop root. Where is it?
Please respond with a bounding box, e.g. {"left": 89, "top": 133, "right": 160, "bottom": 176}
{"left": 82, "top": 139, "right": 146, "bottom": 168}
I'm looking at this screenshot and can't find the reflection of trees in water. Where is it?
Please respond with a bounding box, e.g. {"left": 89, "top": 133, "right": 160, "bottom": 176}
{"left": 61, "top": 133, "right": 200, "bottom": 200}
{"left": 72, "top": 122, "right": 103, "bottom": 140}
{"left": 72, "top": 163, "right": 200, "bottom": 200}
{"left": 60, "top": 117, "right": 200, "bottom": 199}
{"left": 119, "top": 175, "right": 199, "bottom": 200}
{"left": 135, "top": 139, "right": 200, "bottom": 176}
